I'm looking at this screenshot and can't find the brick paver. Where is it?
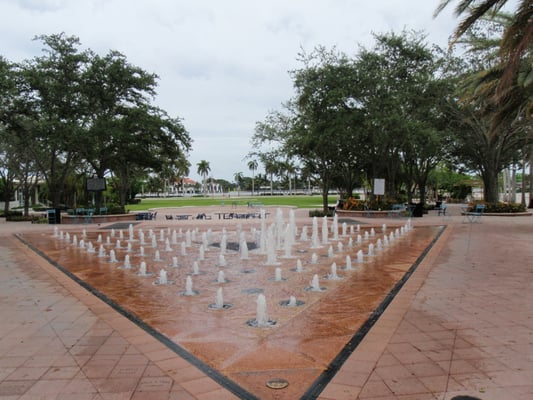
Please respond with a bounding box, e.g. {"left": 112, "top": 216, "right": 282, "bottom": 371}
{"left": 1, "top": 205, "right": 532, "bottom": 399}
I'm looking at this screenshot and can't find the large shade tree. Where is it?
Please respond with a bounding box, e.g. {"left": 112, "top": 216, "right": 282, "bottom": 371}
{"left": 436, "top": 1, "right": 533, "bottom": 126}
{"left": 0, "top": 33, "right": 191, "bottom": 210}
{"left": 79, "top": 48, "right": 190, "bottom": 210}
{"left": 442, "top": 13, "right": 532, "bottom": 203}
{"left": 19, "top": 34, "right": 88, "bottom": 208}
{"left": 253, "top": 32, "right": 458, "bottom": 210}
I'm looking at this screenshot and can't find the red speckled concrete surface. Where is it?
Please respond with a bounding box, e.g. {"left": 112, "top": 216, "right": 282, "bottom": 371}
{"left": 1, "top": 204, "right": 532, "bottom": 399}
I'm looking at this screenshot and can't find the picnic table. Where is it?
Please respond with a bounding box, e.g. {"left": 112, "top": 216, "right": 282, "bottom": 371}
{"left": 214, "top": 212, "right": 270, "bottom": 220}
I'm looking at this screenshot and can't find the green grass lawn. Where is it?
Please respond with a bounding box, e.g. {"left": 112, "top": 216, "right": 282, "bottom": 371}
{"left": 125, "top": 195, "right": 338, "bottom": 211}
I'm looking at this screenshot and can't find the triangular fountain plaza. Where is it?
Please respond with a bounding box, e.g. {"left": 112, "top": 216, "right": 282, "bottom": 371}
{"left": 18, "top": 210, "right": 443, "bottom": 400}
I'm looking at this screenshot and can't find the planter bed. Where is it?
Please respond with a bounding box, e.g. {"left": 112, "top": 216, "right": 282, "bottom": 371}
{"left": 61, "top": 213, "right": 137, "bottom": 224}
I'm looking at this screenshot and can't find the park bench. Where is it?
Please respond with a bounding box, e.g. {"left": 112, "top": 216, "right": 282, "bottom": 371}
{"left": 388, "top": 204, "right": 405, "bottom": 218}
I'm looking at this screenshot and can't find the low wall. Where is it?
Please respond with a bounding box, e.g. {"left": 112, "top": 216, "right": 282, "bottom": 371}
{"left": 61, "top": 213, "right": 137, "bottom": 224}
{"left": 335, "top": 209, "right": 392, "bottom": 218}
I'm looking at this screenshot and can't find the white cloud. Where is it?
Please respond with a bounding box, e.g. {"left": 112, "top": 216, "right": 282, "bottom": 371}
{"left": 0, "top": 0, "right": 460, "bottom": 181}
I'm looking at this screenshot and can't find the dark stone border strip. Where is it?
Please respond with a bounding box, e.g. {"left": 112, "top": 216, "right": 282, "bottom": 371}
{"left": 16, "top": 234, "right": 260, "bottom": 400}
{"left": 300, "top": 225, "right": 446, "bottom": 399}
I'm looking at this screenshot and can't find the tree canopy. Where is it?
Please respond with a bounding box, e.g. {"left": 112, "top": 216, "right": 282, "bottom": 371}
{"left": 0, "top": 33, "right": 191, "bottom": 211}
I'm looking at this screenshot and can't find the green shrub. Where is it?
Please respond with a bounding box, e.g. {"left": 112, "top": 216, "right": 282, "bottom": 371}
{"left": 3, "top": 210, "right": 22, "bottom": 220}
{"left": 308, "top": 209, "right": 334, "bottom": 217}
{"left": 106, "top": 204, "right": 126, "bottom": 214}
{"left": 470, "top": 202, "right": 526, "bottom": 213}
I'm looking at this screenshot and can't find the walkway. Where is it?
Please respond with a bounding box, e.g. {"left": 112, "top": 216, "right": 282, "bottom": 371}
{"left": 0, "top": 205, "right": 532, "bottom": 399}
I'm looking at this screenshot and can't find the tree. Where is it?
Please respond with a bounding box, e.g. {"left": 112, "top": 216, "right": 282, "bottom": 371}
{"left": 233, "top": 171, "right": 244, "bottom": 195}
{"left": 175, "top": 157, "right": 191, "bottom": 195}
{"left": 17, "top": 34, "right": 88, "bottom": 208}
{"left": 196, "top": 160, "right": 211, "bottom": 194}
{"left": 436, "top": 1, "right": 533, "bottom": 121}
{"left": 253, "top": 33, "right": 457, "bottom": 209}
{"left": 3, "top": 33, "right": 191, "bottom": 211}
{"left": 0, "top": 57, "right": 21, "bottom": 214}
{"left": 247, "top": 159, "right": 258, "bottom": 195}
{"left": 446, "top": 101, "right": 528, "bottom": 202}
{"left": 289, "top": 47, "right": 365, "bottom": 210}
{"left": 443, "top": 12, "right": 532, "bottom": 202}
{"left": 79, "top": 49, "right": 190, "bottom": 210}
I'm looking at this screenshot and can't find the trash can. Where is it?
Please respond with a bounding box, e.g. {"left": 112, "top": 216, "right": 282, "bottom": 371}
{"left": 412, "top": 203, "right": 424, "bottom": 218}
{"left": 47, "top": 208, "right": 61, "bottom": 224}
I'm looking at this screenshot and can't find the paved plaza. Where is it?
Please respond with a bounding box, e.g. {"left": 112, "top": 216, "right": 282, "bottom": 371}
{"left": 0, "top": 204, "right": 532, "bottom": 399}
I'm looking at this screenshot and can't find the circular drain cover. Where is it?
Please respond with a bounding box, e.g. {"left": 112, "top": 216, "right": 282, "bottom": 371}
{"left": 266, "top": 378, "right": 289, "bottom": 389}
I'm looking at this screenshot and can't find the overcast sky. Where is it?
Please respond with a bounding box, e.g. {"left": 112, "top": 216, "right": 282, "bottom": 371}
{"left": 0, "top": 0, "right": 460, "bottom": 182}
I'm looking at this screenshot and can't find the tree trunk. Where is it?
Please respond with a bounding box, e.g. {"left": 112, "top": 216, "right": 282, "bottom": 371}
{"left": 482, "top": 170, "right": 499, "bottom": 203}
{"left": 529, "top": 149, "right": 533, "bottom": 208}
{"left": 322, "top": 188, "right": 330, "bottom": 213}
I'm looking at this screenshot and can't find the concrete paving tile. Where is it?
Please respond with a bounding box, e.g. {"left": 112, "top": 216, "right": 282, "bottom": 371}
{"left": 393, "top": 395, "right": 438, "bottom": 400}
{"left": 145, "top": 348, "right": 180, "bottom": 362}
{"left": 24, "top": 378, "right": 71, "bottom": 395}
{"left": 109, "top": 364, "right": 147, "bottom": 379}
{"left": 469, "top": 357, "right": 509, "bottom": 373}
{"left": 168, "top": 365, "right": 205, "bottom": 383}
{"left": 194, "top": 388, "right": 241, "bottom": 400}
{"left": 382, "top": 376, "right": 432, "bottom": 397}
{"left": 153, "top": 357, "right": 192, "bottom": 376}
{"left": 451, "top": 371, "right": 499, "bottom": 391}
{"left": 0, "top": 367, "right": 17, "bottom": 381}
{"left": 486, "top": 370, "right": 533, "bottom": 387}
{"left": 318, "top": 382, "right": 362, "bottom": 400}
{"left": 142, "top": 364, "right": 168, "bottom": 377}
{"left": 418, "top": 374, "right": 464, "bottom": 393}
{"left": 329, "top": 370, "right": 369, "bottom": 387}
{"left": 375, "top": 364, "right": 415, "bottom": 380}
{"left": 42, "top": 365, "right": 80, "bottom": 379}
{"left": 23, "top": 354, "right": 65, "bottom": 368}
{"left": 81, "top": 364, "right": 116, "bottom": 379}
{"left": 439, "top": 359, "right": 480, "bottom": 375}
{"left": 405, "top": 361, "right": 448, "bottom": 378}
{"left": 6, "top": 366, "right": 49, "bottom": 380}
{"left": 131, "top": 391, "right": 171, "bottom": 400}
{"left": 92, "top": 377, "right": 139, "bottom": 393}
{"left": 375, "top": 351, "right": 400, "bottom": 367}
{"left": 61, "top": 377, "right": 98, "bottom": 394}
{"left": 179, "top": 376, "right": 225, "bottom": 397}
{"left": 0, "top": 380, "right": 36, "bottom": 396}
{"left": 0, "top": 356, "right": 29, "bottom": 368}
{"left": 98, "top": 392, "right": 134, "bottom": 400}
{"left": 168, "top": 389, "right": 197, "bottom": 400}
{"left": 135, "top": 376, "right": 174, "bottom": 392}
{"left": 357, "top": 376, "right": 394, "bottom": 398}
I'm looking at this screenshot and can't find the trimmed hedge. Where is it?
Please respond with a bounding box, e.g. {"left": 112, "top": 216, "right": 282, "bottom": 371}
{"left": 469, "top": 202, "right": 526, "bottom": 213}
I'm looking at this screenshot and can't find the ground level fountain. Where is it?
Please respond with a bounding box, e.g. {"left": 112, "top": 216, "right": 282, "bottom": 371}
{"left": 19, "top": 208, "right": 442, "bottom": 400}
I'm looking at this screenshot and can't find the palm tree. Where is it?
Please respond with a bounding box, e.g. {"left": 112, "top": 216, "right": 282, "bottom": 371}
{"left": 261, "top": 155, "right": 279, "bottom": 196}
{"left": 283, "top": 160, "right": 298, "bottom": 195}
{"left": 435, "top": 1, "right": 532, "bottom": 100}
{"left": 176, "top": 157, "right": 190, "bottom": 195}
{"left": 247, "top": 159, "right": 258, "bottom": 195}
{"left": 196, "top": 160, "right": 210, "bottom": 194}
{"left": 233, "top": 171, "right": 244, "bottom": 196}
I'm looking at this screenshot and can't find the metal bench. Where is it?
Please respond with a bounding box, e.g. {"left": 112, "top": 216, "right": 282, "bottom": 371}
{"left": 462, "top": 204, "right": 485, "bottom": 223}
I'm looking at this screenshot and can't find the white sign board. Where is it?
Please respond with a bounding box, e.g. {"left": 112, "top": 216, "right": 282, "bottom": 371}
{"left": 374, "top": 179, "right": 385, "bottom": 195}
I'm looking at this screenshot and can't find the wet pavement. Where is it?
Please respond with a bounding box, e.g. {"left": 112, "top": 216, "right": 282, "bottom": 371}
{"left": 1, "top": 204, "right": 532, "bottom": 399}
